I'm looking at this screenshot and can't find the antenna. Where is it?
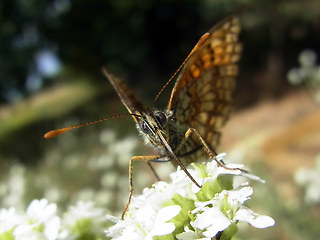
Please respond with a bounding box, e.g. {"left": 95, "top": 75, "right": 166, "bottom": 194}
{"left": 153, "top": 32, "right": 210, "bottom": 103}
{"left": 44, "top": 113, "right": 140, "bottom": 139}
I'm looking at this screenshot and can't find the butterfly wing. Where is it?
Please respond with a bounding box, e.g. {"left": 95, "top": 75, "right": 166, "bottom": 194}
{"left": 103, "top": 69, "right": 147, "bottom": 123}
{"left": 167, "top": 17, "right": 242, "bottom": 161}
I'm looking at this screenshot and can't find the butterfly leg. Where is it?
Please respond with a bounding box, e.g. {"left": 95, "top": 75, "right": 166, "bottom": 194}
{"left": 147, "top": 161, "right": 161, "bottom": 181}
{"left": 180, "top": 128, "right": 243, "bottom": 171}
{"left": 122, "top": 154, "right": 161, "bottom": 219}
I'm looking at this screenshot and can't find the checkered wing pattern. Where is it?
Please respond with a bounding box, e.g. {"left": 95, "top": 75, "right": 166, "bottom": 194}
{"left": 167, "top": 17, "right": 242, "bottom": 163}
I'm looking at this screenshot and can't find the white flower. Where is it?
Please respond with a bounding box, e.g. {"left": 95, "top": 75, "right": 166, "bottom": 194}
{"left": 61, "top": 201, "right": 106, "bottom": 238}
{"left": 189, "top": 187, "right": 274, "bottom": 238}
{"left": 287, "top": 68, "right": 304, "bottom": 85}
{"left": 106, "top": 203, "right": 180, "bottom": 239}
{"left": 0, "top": 207, "right": 24, "bottom": 234}
{"left": 287, "top": 49, "right": 320, "bottom": 102}
{"left": 13, "top": 199, "right": 60, "bottom": 240}
{"left": 106, "top": 177, "right": 186, "bottom": 240}
{"left": 234, "top": 207, "right": 275, "bottom": 228}
{"left": 149, "top": 205, "right": 181, "bottom": 236}
{"left": 299, "top": 49, "right": 317, "bottom": 67}
{"left": 26, "top": 198, "right": 57, "bottom": 222}
{"left": 191, "top": 206, "right": 231, "bottom": 238}
{"left": 106, "top": 153, "right": 275, "bottom": 239}
{"left": 177, "top": 226, "right": 211, "bottom": 240}
{"left": 295, "top": 155, "right": 320, "bottom": 204}
{"left": 0, "top": 199, "right": 108, "bottom": 240}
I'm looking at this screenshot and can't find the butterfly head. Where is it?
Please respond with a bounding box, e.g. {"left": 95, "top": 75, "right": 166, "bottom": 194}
{"left": 137, "top": 111, "right": 170, "bottom": 147}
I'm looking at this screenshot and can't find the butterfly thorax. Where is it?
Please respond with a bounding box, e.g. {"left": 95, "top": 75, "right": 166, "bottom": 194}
{"left": 137, "top": 110, "right": 204, "bottom": 165}
{"left": 167, "top": 115, "right": 207, "bottom": 166}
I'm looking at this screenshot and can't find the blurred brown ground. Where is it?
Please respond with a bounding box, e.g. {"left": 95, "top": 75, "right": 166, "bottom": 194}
{"left": 221, "top": 89, "right": 320, "bottom": 202}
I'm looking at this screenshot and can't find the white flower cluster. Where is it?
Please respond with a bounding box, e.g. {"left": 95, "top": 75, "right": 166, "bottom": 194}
{"left": 106, "top": 153, "right": 275, "bottom": 240}
{"left": 295, "top": 154, "right": 320, "bottom": 205}
{"left": 287, "top": 49, "right": 320, "bottom": 102}
{"left": 0, "top": 199, "right": 106, "bottom": 240}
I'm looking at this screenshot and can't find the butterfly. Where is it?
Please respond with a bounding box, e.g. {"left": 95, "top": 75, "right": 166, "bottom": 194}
{"left": 44, "top": 16, "right": 242, "bottom": 219}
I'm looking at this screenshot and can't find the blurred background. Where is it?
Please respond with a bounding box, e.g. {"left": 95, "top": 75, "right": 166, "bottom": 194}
{"left": 0, "top": 0, "right": 319, "bottom": 239}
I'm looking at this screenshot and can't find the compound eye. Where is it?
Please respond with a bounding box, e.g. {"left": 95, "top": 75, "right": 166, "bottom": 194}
{"left": 154, "top": 112, "right": 167, "bottom": 127}
{"left": 140, "top": 121, "right": 152, "bottom": 134}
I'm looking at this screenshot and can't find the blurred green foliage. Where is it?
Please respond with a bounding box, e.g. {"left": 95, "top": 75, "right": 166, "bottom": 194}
{"left": 1, "top": 0, "right": 319, "bottom": 102}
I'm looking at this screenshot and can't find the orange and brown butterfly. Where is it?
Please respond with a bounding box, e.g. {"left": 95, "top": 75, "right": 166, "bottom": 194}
{"left": 44, "top": 16, "right": 242, "bottom": 219}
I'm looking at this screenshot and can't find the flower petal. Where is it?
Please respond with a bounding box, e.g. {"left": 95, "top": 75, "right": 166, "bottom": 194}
{"left": 151, "top": 222, "right": 176, "bottom": 236}
{"left": 44, "top": 216, "right": 60, "bottom": 240}
{"left": 192, "top": 207, "right": 231, "bottom": 237}
{"left": 177, "top": 232, "right": 210, "bottom": 240}
{"left": 154, "top": 205, "right": 181, "bottom": 224}
{"left": 234, "top": 207, "right": 275, "bottom": 228}
{"left": 228, "top": 186, "right": 253, "bottom": 205}
{"left": 150, "top": 205, "right": 181, "bottom": 236}
{"left": 177, "top": 226, "right": 210, "bottom": 240}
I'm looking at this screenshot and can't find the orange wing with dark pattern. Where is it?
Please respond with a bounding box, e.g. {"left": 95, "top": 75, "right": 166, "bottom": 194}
{"left": 167, "top": 17, "right": 242, "bottom": 152}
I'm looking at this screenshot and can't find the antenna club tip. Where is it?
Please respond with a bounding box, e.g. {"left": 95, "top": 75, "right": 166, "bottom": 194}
{"left": 44, "top": 129, "right": 67, "bottom": 139}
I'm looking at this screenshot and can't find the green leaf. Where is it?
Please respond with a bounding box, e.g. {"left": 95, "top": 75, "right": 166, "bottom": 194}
{"left": 217, "top": 175, "right": 234, "bottom": 190}
{"left": 0, "top": 229, "right": 14, "bottom": 240}
{"left": 220, "top": 223, "right": 238, "bottom": 240}
{"left": 192, "top": 162, "right": 208, "bottom": 178}
{"left": 163, "top": 194, "right": 195, "bottom": 236}
{"left": 195, "top": 179, "right": 222, "bottom": 201}
{"left": 153, "top": 234, "right": 175, "bottom": 240}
